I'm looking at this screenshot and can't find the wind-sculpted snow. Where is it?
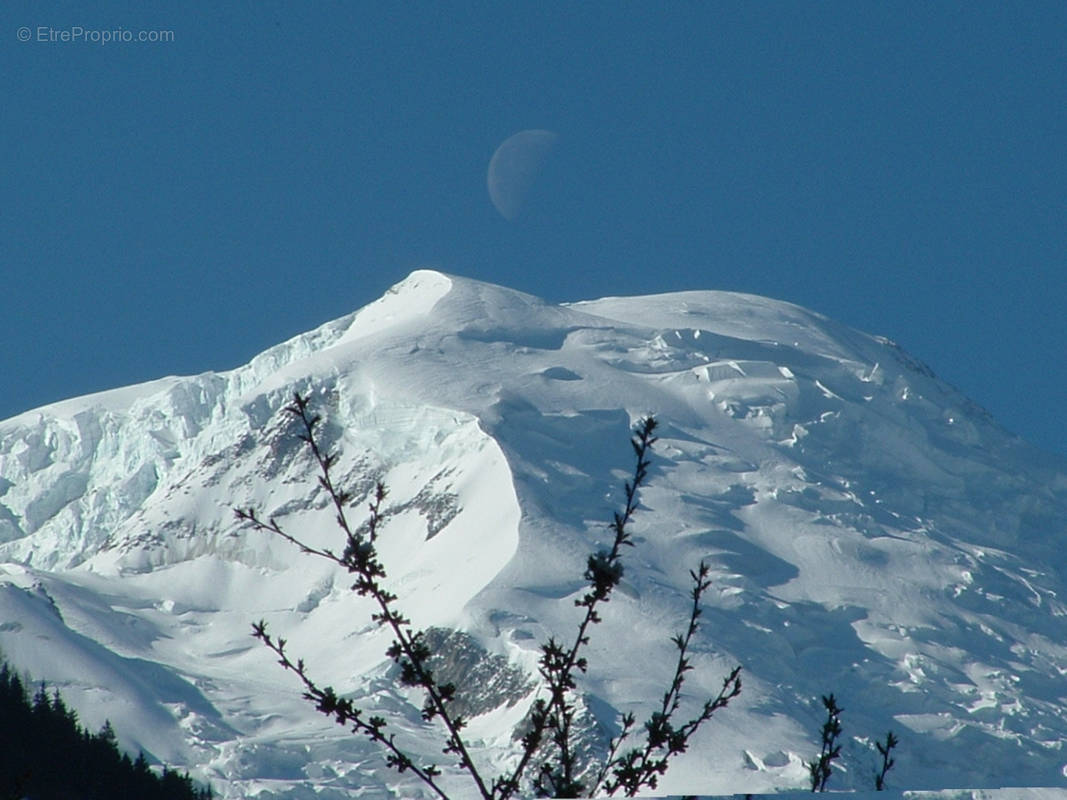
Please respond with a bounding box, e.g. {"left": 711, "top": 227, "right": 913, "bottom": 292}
{"left": 2, "top": 269, "right": 1067, "bottom": 796}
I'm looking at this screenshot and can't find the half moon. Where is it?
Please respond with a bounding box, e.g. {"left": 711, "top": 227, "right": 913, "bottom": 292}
{"left": 487, "top": 129, "right": 558, "bottom": 220}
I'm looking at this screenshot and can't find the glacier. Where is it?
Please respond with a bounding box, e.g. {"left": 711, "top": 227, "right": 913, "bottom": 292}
{"left": 2, "top": 269, "right": 1067, "bottom": 796}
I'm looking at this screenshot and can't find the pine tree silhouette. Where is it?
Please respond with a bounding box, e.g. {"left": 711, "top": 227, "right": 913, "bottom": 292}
{"left": 0, "top": 661, "right": 213, "bottom": 800}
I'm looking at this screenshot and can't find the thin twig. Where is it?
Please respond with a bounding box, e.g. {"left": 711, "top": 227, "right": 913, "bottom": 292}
{"left": 507, "top": 418, "right": 658, "bottom": 797}
{"left": 240, "top": 392, "right": 492, "bottom": 800}
{"left": 596, "top": 563, "right": 741, "bottom": 796}
{"left": 251, "top": 620, "right": 449, "bottom": 799}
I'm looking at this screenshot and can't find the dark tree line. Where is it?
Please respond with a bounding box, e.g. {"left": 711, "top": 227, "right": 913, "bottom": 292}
{"left": 0, "top": 661, "right": 212, "bottom": 800}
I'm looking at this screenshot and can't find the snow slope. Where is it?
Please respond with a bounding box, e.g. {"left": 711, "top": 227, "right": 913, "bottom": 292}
{"left": 2, "top": 270, "right": 1067, "bottom": 796}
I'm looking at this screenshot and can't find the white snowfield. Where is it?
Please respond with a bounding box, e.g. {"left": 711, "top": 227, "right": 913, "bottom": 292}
{"left": 2, "top": 270, "right": 1067, "bottom": 797}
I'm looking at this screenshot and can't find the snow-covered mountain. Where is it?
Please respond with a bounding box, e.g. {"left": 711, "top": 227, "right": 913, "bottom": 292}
{"left": 2, "top": 270, "right": 1067, "bottom": 797}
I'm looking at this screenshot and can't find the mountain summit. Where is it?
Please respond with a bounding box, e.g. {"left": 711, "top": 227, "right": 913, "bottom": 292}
{"left": 2, "top": 271, "right": 1067, "bottom": 796}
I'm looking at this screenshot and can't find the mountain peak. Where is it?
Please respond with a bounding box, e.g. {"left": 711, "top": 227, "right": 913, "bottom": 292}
{"left": 2, "top": 273, "right": 1067, "bottom": 795}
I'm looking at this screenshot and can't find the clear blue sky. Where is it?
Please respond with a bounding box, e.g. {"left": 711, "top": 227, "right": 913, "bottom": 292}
{"left": 3, "top": 3, "right": 1065, "bottom": 456}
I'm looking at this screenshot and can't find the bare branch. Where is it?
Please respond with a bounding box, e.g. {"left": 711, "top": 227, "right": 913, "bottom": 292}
{"left": 242, "top": 393, "right": 493, "bottom": 799}
{"left": 596, "top": 561, "right": 741, "bottom": 797}
{"left": 251, "top": 620, "right": 449, "bottom": 798}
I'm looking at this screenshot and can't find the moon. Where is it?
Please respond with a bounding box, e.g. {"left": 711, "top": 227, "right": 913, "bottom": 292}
{"left": 487, "top": 129, "right": 558, "bottom": 220}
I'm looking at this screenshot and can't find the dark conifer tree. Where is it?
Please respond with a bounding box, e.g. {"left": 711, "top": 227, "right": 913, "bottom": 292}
{"left": 0, "top": 660, "right": 213, "bottom": 800}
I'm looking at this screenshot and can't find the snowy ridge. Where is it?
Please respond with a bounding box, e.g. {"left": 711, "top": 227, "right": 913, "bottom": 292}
{"left": 2, "top": 270, "right": 1067, "bottom": 796}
